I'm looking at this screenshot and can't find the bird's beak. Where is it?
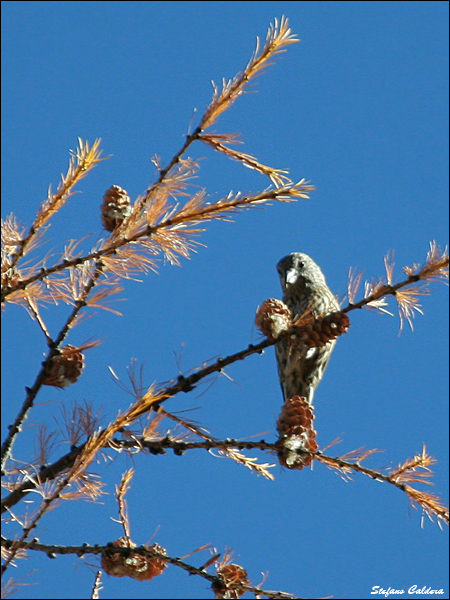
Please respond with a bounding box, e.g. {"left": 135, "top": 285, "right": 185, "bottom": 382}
{"left": 285, "top": 268, "right": 299, "bottom": 286}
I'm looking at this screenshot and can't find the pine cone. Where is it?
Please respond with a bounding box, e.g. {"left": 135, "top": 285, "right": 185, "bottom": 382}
{"left": 101, "top": 185, "right": 132, "bottom": 231}
{"left": 42, "top": 345, "right": 84, "bottom": 388}
{"left": 139, "top": 542, "right": 168, "bottom": 581}
{"left": 101, "top": 538, "right": 167, "bottom": 581}
{"left": 276, "top": 396, "right": 318, "bottom": 469}
{"left": 212, "top": 563, "right": 250, "bottom": 599}
{"left": 295, "top": 310, "right": 350, "bottom": 348}
{"left": 255, "top": 298, "right": 292, "bottom": 340}
{"left": 101, "top": 538, "right": 135, "bottom": 578}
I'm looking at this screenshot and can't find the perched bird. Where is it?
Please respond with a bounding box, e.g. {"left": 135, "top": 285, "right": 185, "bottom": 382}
{"left": 275, "top": 252, "right": 340, "bottom": 405}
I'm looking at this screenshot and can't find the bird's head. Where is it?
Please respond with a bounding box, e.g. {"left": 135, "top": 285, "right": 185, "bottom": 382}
{"left": 276, "top": 252, "right": 328, "bottom": 293}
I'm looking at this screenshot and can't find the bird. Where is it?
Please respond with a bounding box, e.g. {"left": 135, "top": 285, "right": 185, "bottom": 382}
{"left": 275, "top": 252, "right": 340, "bottom": 405}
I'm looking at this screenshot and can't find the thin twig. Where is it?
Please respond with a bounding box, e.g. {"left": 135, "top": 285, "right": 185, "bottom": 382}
{"left": 0, "top": 264, "right": 104, "bottom": 471}
{"left": 2, "top": 182, "right": 312, "bottom": 302}
{"left": 6, "top": 139, "right": 105, "bottom": 271}
{"left": 90, "top": 570, "right": 103, "bottom": 600}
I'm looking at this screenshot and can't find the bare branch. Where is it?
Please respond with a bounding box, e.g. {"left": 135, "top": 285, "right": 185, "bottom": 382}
{"left": 0, "top": 537, "right": 303, "bottom": 599}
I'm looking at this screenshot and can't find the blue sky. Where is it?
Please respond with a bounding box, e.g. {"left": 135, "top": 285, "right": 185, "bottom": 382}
{"left": 1, "top": 2, "right": 448, "bottom": 599}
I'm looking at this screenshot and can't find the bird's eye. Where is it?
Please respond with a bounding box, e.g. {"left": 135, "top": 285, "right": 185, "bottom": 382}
{"left": 298, "top": 261, "right": 305, "bottom": 269}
